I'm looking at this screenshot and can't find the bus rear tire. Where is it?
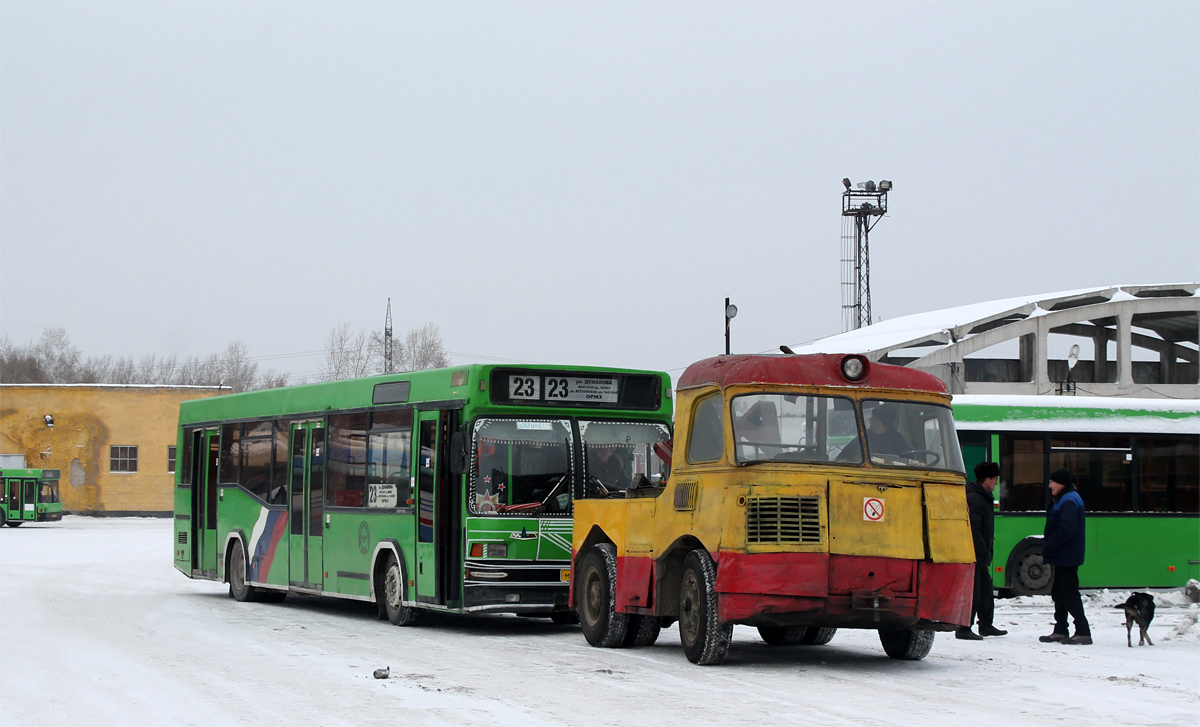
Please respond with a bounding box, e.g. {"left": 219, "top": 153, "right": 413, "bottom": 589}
{"left": 623, "top": 615, "right": 662, "bottom": 647}
{"left": 1011, "top": 543, "right": 1053, "bottom": 596}
{"left": 800, "top": 627, "right": 837, "bottom": 645}
{"left": 380, "top": 553, "right": 422, "bottom": 626}
{"left": 879, "top": 629, "right": 934, "bottom": 660}
{"left": 228, "top": 540, "right": 258, "bottom": 602}
{"left": 679, "top": 549, "right": 732, "bottom": 665}
{"left": 578, "top": 543, "right": 629, "bottom": 647}
{"left": 758, "top": 626, "right": 837, "bottom": 646}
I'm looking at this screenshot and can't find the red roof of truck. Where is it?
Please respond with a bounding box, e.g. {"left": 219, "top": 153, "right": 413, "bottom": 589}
{"left": 677, "top": 354, "right": 949, "bottom": 394}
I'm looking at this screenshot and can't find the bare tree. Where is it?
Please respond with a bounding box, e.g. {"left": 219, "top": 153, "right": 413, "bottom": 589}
{"left": 318, "top": 323, "right": 380, "bottom": 381}
{"left": 399, "top": 323, "right": 449, "bottom": 372}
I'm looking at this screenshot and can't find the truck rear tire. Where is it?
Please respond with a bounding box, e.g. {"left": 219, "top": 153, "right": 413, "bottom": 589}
{"left": 679, "top": 549, "right": 732, "bottom": 665}
{"left": 578, "top": 543, "right": 629, "bottom": 647}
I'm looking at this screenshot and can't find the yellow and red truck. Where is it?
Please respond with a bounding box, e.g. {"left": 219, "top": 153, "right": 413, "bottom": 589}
{"left": 571, "top": 353, "right": 975, "bottom": 664}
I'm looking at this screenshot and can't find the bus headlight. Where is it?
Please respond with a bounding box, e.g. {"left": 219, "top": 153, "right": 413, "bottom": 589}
{"left": 841, "top": 355, "right": 867, "bottom": 381}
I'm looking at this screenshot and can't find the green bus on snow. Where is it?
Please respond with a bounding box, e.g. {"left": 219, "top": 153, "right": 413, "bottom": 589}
{"left": 954, "top": 395, "right": 1199, "bottom": 595}
{"left": 173, "top": 364, "right": 672, "bottom": 624}
{"left": 1, "top": 468, "right": 63, "bottom": 526}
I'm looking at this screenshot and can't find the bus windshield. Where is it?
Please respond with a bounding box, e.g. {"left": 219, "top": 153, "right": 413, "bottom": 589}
{"left": 861, "top": 399, "right": 965, "bottom": 473}
{"left": 732, "top": 394, "right": 862, "bottom": 465}
{"left": 39, "top": 480, "right": 60, "bottom": 503}
{"left": 580, "top": 420, "right": 671, "bottom": 495}
{"left": 471, "top": 418, "right": 573, "bottom": 515}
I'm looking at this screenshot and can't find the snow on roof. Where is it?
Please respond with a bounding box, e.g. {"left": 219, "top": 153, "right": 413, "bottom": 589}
{"left": 951, "top": 394, "right": 1200, "bottom": 434}
{"left": 787, "top": 283, "right": 1198, "bottom": 356}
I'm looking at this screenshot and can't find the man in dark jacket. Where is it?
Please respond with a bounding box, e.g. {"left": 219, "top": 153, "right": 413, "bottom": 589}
{"left": 1039, "top": 468, "right": 1091, "bottom": 645}
{"left": 958, "top": 461, "right": 1007, "bottom": 640}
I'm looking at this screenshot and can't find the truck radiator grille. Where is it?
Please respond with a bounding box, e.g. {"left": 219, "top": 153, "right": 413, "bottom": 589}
{"left": 746, "top": 496, "right": 821, "bottom": 543}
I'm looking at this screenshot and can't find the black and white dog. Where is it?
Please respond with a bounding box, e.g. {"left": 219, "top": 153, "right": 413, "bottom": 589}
{"left": 1115, "top": 592, "right": 1155, "bottom": 647}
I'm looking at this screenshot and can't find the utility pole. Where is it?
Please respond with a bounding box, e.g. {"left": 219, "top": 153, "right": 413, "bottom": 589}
{"left": 840, "top": 178, "right": 892, "bottom": 331}
{"left": 383, "top": 298, "right": 394, "bottom": 374}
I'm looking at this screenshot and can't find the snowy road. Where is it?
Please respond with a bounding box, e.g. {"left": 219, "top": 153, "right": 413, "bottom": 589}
{"left": 2, "top": 518, "right": 1197, "bottom": 726}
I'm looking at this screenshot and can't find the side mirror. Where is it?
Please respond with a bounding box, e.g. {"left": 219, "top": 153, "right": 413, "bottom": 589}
{"left": 449, "top": 432, "right": 468, "bottom": 476}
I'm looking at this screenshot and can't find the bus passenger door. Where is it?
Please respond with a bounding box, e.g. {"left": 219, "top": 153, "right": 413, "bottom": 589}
{"left": 2, "top": 478, "right": 12, "bottom": 522}
{"left": 193, "top": 430, "right": 220, "bottom": 575}
{"left": 415, "top": 412, "right": 445, "bottom": 603}
{"left": 21, "top": 479, "right": 36, "bottom": 522}
{"left": 288, "top": 421, "right": 325, "bottom": 590}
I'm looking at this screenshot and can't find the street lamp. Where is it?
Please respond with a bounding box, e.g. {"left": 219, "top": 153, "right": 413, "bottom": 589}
{"left": 725, "top": 298, "right": 738, "bottom": 355}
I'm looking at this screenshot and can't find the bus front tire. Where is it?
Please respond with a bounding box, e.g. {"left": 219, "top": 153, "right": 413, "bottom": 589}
{"left": 380, "top": 553, "right": 422, "bottom": 627}
{"left": 228, "top": 540, "right": 258, "bottom": 602}
{"left": 577, "top": 543, "right": 629, "bottom": 647}
{"left": 879, "top": 629, "right": 934, "bottom": 660}
{"left": 679, "top": 549, "right": 732, "bottom": 665}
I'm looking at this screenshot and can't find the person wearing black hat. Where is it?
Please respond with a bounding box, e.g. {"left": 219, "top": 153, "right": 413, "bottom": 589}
{"left": 1039, "top": 468, "right": 1091, "bottom": 645}
{"left": 958, "top": 461, "right": 1007, "bottom": 640}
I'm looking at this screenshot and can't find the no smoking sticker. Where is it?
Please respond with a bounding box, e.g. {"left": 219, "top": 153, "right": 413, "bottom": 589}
{"left": 863, "top": 497, "right": 885, "bottom": 522}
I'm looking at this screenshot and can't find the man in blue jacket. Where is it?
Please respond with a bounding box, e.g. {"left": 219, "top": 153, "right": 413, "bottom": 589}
{"left": 1039, "top": 468, "right": 1092, "bottom": 645}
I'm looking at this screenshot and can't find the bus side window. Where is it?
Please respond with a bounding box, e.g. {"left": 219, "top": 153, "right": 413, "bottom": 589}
{"left": 687, "top": 394, "right": 725, "bottom": 463}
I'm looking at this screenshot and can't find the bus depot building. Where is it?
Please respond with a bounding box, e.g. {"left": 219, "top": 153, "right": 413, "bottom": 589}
{"left": 0, "top": 384, "right": 226, "bottom": 515}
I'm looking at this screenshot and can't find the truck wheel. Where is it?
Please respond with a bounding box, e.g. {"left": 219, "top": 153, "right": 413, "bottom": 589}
{"left": 1011, "top": 543, "right": 1053, "bottom": 596}
{"left": 228, "top": 540, "right": 258, "bottom": 602}
{"left": 679, "top": 549, "right": 732, "bottom": 665}
{"left": 800, "top": 627, "right": 837, "bottom": 645}
{"left": 380, "top": 553, "right": 422, "bottom": 626}
{"left": 879, "top": 629, "right": 935, "bottom": 660}
{"left": 578, "top": 543, "right": 629, "bottom": 647}
{"left": 623, "top": 615, "right": 663, "bottom": 647}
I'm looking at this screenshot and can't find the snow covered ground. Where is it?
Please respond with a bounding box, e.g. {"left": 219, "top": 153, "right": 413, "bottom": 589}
{"left": 2, "top": 517, "right": 1197, "bottom": 726}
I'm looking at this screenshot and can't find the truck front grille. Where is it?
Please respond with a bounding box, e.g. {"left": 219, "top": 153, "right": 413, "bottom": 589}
{"left": 746, "top": 496, "right": 821, "bottom": 544}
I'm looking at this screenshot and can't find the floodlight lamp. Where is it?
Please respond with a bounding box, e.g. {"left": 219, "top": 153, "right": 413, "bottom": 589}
{"left": 864, "top": 180, "right": 876, "bottom": 192}
{"left": 725, "top": 303, "right": 738, "bottom": 319}
{"left": 842, "top": 178, "right": 852, "bottom": 190}
{"left": 879, "top": 180, "right": 892, "bottom": 191}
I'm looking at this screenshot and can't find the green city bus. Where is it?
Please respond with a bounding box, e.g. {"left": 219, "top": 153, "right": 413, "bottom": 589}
{"left": 1, "top": 468, "right": 63, "bottom": 526}
{"left": 173, "top": 364, "right": 672, "bottom": 624}
{"left": 954, "top": 395, "right": 1199, "bottom": 595}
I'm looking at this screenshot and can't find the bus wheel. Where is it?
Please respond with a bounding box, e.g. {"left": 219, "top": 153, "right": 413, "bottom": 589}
{"left": 1011, "top": 544, "right": 1053, "bottom": 596}
{"left": 380, "top": 553, "right": 422, "bottom": 626}
{"left": 228, "top": 540, "right": 258, "bottom": 602}
{"left": 878, "top": 629, "right": 934, "bottom": 660}
{"left": 800, "top": 627, "right": 837, "bottom": 645}
{"left": 757, "top": 626, "right": 805, "bottom": 645}
{"left": 623, "top": 615, "right": 663, "bottom": 647}
{"left": 578, "top": 543, "right": 629, "bottom": 647}
{"left": 679, "top": 549, "right": 732, "bottom": 665}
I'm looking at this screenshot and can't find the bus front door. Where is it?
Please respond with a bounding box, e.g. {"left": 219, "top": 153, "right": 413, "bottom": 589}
{"left": 415, "top": 409, "right": 461, "bottom": 606}
{"left": 288, "top": 421, "right": 325, "bottom": 590}
{"left": 192, "top": 430, "right": 220, "bottom": 575}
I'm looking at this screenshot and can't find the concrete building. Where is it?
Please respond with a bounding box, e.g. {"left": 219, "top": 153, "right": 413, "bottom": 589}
{"left": 789, "top": 283, "right": 1198, "bottom": 399}
{"left": 0, "top": 384, "right": 226, "bottom": 514}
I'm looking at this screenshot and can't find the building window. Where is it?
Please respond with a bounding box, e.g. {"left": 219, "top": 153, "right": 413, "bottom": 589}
{"left": 111, "top": 446, "right": 138, "bottom": 473}
{"left": 167, "top": 446, "right": 177, "bottom": 474}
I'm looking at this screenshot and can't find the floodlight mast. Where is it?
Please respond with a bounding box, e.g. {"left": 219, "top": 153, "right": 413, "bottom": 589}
{"left": 840, "top": 179, "right": 892, "bottom": 331}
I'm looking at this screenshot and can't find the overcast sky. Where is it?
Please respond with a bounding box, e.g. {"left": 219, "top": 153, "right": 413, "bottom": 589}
{"left": 2, "top": 1, "right": 1197, "bottom": 382}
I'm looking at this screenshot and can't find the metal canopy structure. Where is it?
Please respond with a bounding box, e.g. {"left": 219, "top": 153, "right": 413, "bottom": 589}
{"left": 790, "top": 283, "right": 1199, "bottom": 399}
